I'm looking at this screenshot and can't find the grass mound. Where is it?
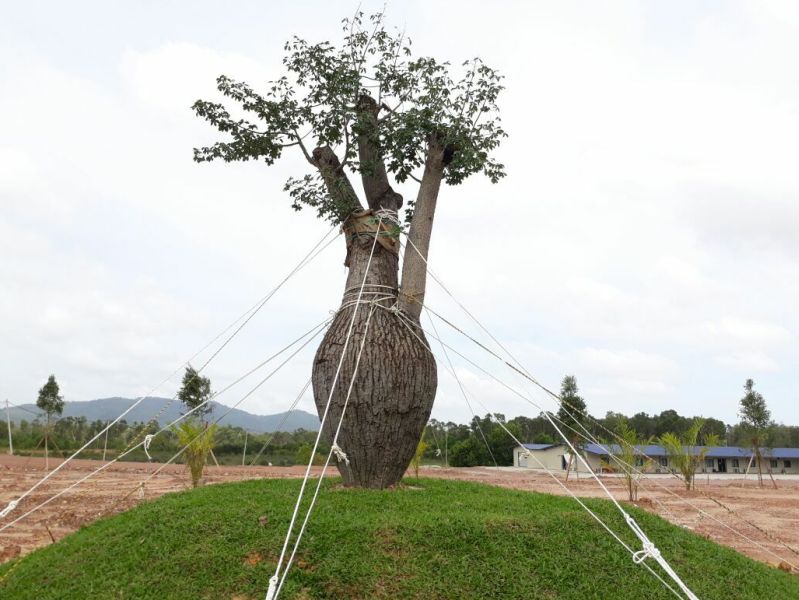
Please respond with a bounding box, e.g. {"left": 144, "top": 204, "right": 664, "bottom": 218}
{"left": 1, "top": 478, "right": 796, "bottom": 599}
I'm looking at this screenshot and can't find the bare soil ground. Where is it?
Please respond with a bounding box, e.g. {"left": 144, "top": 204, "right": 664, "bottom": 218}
{"left": 1, "top": 455, "right": 798, "bottom": 573}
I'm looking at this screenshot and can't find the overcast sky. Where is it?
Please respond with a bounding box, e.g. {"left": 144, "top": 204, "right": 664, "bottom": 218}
{"left": 2, "top": 1, "right": 798, "bottom": 428}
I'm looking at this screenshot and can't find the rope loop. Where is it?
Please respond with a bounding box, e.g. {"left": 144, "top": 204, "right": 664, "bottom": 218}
{"left": 373, "top": 207, "right": 402, "bottom": 228}
{"left": 331, "top": 443, "right": 350, "bottom": 466}
{"left": 0, "top": 499, "right": 19, "bottom": 518}
{"left": 265, "top": 575, "right": 279, "bottom": 600}
{"left": 632, "top": 541, "right": 662, "bottom": 564}
{"left": 625, "top": 513, "right": 662, "bottom": 564}
{"left": 143, "top": 434, "right": 155, "bottom": 461}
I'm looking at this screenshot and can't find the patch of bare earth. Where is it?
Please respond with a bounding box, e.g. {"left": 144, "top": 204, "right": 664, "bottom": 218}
{"left": 1, "top": 455, "right": 798, "bottom": 575}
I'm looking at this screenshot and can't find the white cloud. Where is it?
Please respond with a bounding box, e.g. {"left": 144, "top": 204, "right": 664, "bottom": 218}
{"left": 701, "top": 317, "right": 791, "bottom": 348}
{"left": 1, "top": 1, "right": 798, "bottom": 427}
{"left": 577, "top": 348, "right": 679, "bottom": 380}
{"left": 714, "top": 352, "right": 781, "bottom": 373}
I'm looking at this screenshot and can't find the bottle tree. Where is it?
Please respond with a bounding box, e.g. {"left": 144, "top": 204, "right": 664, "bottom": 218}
{"left": 192, "top": 12, "right": 506, "bottom": 488}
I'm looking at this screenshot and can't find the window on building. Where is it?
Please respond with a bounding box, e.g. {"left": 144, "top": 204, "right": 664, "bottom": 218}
{"left": 704, "top": 458, "right": 713, "bottom": 468}
{"left": 770, "top": 460, "right": 778, "bottom": 469}
{"left": 635, "top": 457, "right": 644, "bottom": 467}
{"left": 732, "top": 459, "right": 739, "bottom": 468}
{"left": 659, "top": 457, "right": 668, "bottom": 467}
{"left": 785, "top": 460, "right": 792, "bottom": 469}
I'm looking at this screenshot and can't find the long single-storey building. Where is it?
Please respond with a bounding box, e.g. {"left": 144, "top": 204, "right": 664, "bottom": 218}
{"left": 514, "top": 443, "right": 799, "bottom": 475}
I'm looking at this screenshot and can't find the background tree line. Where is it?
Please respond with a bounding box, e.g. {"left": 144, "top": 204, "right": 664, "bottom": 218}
{"left": 422, "top": 377, "right": 797, "bottom": 468}
{"left": 6, "top": 374, "right": 795, "bottom": 471}
{"left": 2, "top": 416, "right": 329, "bottom": 466}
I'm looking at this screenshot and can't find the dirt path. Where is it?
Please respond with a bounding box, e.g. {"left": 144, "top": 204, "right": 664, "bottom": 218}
{"left": 1, "top": 455, "right": 797, "bottom": 574}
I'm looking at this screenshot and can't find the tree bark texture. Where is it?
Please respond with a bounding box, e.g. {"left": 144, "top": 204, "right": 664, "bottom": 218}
{"left": 311, "top": 229, "right": 437, "bottom": 488}
{"left": 308, "top": 103, "right": 443, "bottom": 489}
{"left": 398, "top": 138, "right": 447, "bottom": 319}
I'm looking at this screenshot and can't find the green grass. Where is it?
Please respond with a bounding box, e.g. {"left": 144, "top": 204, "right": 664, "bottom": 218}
{"left": 1, "top": 478, "right": 796, "bottom": 599}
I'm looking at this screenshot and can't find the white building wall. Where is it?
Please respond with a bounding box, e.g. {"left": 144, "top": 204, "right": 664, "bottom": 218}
{"left": 514, "top": 446, "right": 596, "bottom": 473}
{"left": 514, "top": 446, "right": 799, "bottom": 475}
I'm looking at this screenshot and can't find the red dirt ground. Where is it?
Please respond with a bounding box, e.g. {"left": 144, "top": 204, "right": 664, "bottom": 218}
{"left": 1, "top": 455, "right": 797, "bottom": 574}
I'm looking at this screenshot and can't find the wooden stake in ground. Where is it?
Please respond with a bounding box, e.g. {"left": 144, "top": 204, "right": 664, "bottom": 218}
{"left": 5, "top": 399, "right": 12, "bottom": 456}
{"left": 44, "top": 415, "right": 49, "bottom": 471}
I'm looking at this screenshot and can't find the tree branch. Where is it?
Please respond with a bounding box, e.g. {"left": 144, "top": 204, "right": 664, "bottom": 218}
{"left": 294, "top": 129, "right": 315, "bottom": 166}
{"left": 312, "top": 146, "right": 364, "bottom": 216}
{"left": 398, "top": 137, "right": 446, "bottom": 320}
{"left": 355, "top": 94, "right": 402, "bottom": 212}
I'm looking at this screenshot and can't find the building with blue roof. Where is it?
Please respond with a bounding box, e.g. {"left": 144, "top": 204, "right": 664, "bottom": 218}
{"left": 514, "top": 443, "right": 799, "bottom": 475}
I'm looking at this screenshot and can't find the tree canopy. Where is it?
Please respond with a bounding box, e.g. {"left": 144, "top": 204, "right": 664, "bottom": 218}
{"left": 177, "top": 365, "right": 213, "bottom": 419}
{"left": 36, "top": 374, "right": 64, "bottom": 419}
{"left": 556, "top": 375, "right": 587, "bottom": 435}
{"left": 739, "top": 378, "right": 772, "bottom": 433}
{"left": 192, "top": 11, "right": 506, "bottom": 224}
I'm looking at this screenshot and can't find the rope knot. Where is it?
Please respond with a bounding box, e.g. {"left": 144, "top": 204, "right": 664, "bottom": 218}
{"left": 0, "top": 499, "right": 19, "bottom": 518}
{"left": 143, "top": 434, "right": 155, "bottom": 461}
{"left": 265, "top": 574, "right": 279, "bottom": 600}
{"left": 632, "top": 541, "right": 661, "bottom": 564}
{"left": 373, "top": 208, "right": 402, "bottom": 228}
{"left": 331, "top": 443, "right": 350, "bottom": 466}
{"left": 624, "top": 512, "right": 662, "bottom": 565}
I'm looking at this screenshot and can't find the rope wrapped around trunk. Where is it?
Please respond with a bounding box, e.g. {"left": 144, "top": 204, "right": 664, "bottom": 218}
{"left": 341, "top": 209, "right": 401, "bottom": 267}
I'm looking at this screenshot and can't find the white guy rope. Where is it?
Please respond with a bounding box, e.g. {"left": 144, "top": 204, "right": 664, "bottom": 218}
{"left": 247, "top": 379, "right": 313, "bottom": 467}
{"left": 425, "top": 311, "right": 498, "bottom": 468}
{"left": 274, "top": 304, "right": 378, "bottom": 598}
{"left": 267, "top": 217, "right": 384, "bottom": 600}
{"left": 0, "top": 318, "right": 331, "bottom": 533}
{"left": 400, "top": 232, "right": 796, "bottom": 564}
{"left": 389, "top": 309, "right": 685, "bottom": 600}
{"left": 116, "top": 325, "right": 331, "bottom": 503}
{"left": 393, "top": 307, "right": 699, "bottom": 600}
{"left": 423, "top": 313, "right": 698, "bottom": 599}
{"left": 422, "top": 303, "right": 799, "bottom": 570}
{"left": 0, "top": 227, "right": 338, "bottom": 521}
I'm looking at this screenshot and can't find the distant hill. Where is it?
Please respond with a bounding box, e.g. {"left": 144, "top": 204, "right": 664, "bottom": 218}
{"left": 4, "top": 397, "right": 319, "bottom": 433}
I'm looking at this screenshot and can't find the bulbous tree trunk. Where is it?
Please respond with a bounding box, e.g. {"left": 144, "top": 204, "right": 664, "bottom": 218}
{"left": 312, "top": 230, "right": 437, "bottom": 488}
{"left": 192, "top": 15, "right": 506, "bottom": 489}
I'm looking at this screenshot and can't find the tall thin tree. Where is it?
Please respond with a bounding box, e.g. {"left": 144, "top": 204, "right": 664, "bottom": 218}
{"left": 556, "top": 375, "right": 587, "bottom": 481}
{"left": 738, "top": 378, "right": 775, "bottom": 488}
{"left": 177, "top": 365, "right": 213, "bottom": 422}
{"left": 36, "top": 374, "right": 64, "bottom": 471}
{"left": 193, "top": 11, "right": 506, "bottom": 488}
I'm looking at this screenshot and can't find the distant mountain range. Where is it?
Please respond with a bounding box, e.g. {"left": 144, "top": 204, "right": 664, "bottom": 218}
{"left": 3, "top": 397, "right": 320, "bottom": 433}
